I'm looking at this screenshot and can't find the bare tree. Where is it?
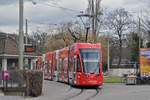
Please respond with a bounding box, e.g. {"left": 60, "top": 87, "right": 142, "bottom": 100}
{"left": 141, "top": 12, "right": 150, "bottom": 47}
{"left": 127, "top": 32, "right": 140, "bottom": 62}
{"left": 30, "top": 29, "right": 49, "bottom": 54}
{"left": 105, "top": 8, "right": 132, "bottom": 68}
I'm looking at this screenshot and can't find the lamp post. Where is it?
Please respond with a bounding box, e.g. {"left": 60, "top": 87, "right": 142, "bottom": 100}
{"left": 18, "top": 0, "right": 24, "bottom": 70}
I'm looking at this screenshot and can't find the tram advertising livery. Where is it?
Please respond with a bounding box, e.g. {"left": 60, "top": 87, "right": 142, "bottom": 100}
{"left": 43, "top": 43, "right": 103, "bottom": 86}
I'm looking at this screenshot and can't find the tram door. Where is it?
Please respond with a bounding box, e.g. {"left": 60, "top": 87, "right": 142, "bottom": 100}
{"left": 69, "top": 57, "right": 73, "bottom": 84}
{"left": 58, "top": 59, "right": 62, "bottom": 81}
{"left": 44, "top": 61, "right": 48, "bottom": 79}
{"left": 53, "top": 59, "right": 58, "bottom": 81}
{"left": 48, "top": 61, "right": 51, "bottom": 80}
{"left": 73, "top": 55, "right": 77, "bottom": 84}
{"left": 64, "top": 58, "right": 68, "bottom": 82}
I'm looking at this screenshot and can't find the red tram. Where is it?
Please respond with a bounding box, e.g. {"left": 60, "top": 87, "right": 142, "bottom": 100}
{"left": 44, "top": 43, "right": 103, "bottom": 86}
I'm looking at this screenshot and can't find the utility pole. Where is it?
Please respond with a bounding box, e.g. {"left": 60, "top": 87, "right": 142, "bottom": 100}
{"left": 107, "top": 35, "right": 110, "bottom": 73}
{"left": 25, "top": 19, "right": 28, "bottom": 44}
{"left": 95, "top": 0, "right": 100, "bottom": 36}
{"left": 139, "top": 17, "right": 141, "bottom": 68}
{"left": 91, "top": 0, "right": 95, "bottom": 36}
{"left": 139, "top": 18, "right": 141, "bottom": 52}
{"left": 19, "top": 0, "right": 24, "bottom": 70}
{"left": 25, "top": 19, "right": 29, "bottom": 69}
{"left": 88, "top": 0, "right": 102, "bottom": 42}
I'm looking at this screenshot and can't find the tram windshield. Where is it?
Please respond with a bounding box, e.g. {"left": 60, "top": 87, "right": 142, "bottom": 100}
{"left": 80, "top": 49, "right": 100, "bottom": 74}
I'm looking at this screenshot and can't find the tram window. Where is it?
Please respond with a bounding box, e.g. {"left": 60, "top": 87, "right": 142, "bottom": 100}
{"left": 77, "top": 56, "right": 81, "bottom": 72}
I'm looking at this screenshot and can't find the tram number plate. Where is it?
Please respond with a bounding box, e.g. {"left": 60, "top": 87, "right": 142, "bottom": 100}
{"left": 88, "top": 80, "right": 97, "bottom": 83}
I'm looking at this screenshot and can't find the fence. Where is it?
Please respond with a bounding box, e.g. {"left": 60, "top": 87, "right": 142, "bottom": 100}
{"left": 3, "top": 70, "right": 26, "bottom": 92}
{"left": 2, "top": 69, "right": 43, "bottom": 97}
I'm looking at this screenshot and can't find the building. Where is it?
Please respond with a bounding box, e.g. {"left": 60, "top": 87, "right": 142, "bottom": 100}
{"left": 0, "top": 32, "right": 38, "bottom": 71}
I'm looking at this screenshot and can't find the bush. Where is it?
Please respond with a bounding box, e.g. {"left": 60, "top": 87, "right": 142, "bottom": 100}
{"left": 26, "top": 70, "right": 43, "bottom": 97}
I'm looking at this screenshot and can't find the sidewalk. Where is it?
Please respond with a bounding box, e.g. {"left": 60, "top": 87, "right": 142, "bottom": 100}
{"left": 0, "top": 84, "right": 4, "bottom": 96}
{"left": 0, "top": 89, "right": 4, "bottom": 96}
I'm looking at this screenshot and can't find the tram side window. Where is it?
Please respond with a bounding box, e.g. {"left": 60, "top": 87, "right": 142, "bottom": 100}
{"left": 77, "top": 56, "right": 81, "bottom": 72}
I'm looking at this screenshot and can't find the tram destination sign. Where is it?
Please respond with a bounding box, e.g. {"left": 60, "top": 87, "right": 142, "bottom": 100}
{"left": 24, "top": 44, "right": 36, "bottom": 52}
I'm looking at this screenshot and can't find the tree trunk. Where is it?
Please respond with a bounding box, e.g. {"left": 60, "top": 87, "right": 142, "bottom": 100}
{"left": 117, "top": 36, "right": 122, "bottom": 68}
{"left": 117, "top": 47, "right": 122, "bottom": 68}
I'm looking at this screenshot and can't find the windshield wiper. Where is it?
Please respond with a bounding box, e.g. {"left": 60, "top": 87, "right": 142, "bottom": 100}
{"left": 93, "top": 63, "right": 100, "bottom": 73}
{"left": 90, "top": 72, "right": 95, "bottom": 74}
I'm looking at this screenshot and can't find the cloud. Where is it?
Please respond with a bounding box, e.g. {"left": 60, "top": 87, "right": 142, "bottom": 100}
{"left": 122, "top": 0, "right": 148, "bottom": 7}
{"left": 0, "top": 25, "right": 18, "bottom": 33}
{"left": 102, "top": 0, "right": 149, "bottom": 11}
{"left": 124, "top": 0, "right": 150, "bottom": 4}
{"left": 1, "top": 0, "right": 148, "bottom": 33}
{"left": 0, "top": 0, "right": 88, "bottom": 33}
{"left": 0, "top": 4, "right": 18, "bottom": 26}
{"left": 0, "top": 0, "right": 53, "bottom": 6}
{"left": 24, "top": 1, "right": 82, "bottom": 24}
{"left": 101, "top": 0, "right": 124, "bottom": 8}
{"left": 0, "top": 0, "right": 18, "bottom": 5}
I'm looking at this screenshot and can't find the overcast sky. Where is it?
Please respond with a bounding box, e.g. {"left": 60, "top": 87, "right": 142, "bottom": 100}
{"left": 0, "top": 0, "right": 148, "bottom": 34}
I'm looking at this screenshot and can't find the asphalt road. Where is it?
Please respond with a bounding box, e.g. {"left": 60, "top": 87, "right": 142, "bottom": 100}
{"left": 1, "top": 80, "right": 150, "bottom": 100}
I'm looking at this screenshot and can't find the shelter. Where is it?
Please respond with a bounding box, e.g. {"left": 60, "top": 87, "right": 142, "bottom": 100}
{"left": 0, "top": 32, "right": 38, "bottom": 71}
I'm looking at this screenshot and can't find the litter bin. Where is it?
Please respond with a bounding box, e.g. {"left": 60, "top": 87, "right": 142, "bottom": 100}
{"left": 2, "top": 70, "right": 10, "bottom": 90}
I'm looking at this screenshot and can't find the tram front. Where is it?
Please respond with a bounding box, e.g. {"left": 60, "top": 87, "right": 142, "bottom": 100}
{"left": 76, "top": 47, "right": 103, "bottom": 86}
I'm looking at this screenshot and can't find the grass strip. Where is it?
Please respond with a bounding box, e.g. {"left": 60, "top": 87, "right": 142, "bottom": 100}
{"left": 104, "top": 77, "right": 123, "bottom": 83}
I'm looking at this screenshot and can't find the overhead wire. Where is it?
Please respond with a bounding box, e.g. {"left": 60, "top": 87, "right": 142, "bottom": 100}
{"left": 30, "top": 0, "right": 88, "bottom": 30}
{"left": 38, "top": 1, "right": 82, "bottom": 13}
{"left": 45, "top": 2, "right": 85, "bottom": 24}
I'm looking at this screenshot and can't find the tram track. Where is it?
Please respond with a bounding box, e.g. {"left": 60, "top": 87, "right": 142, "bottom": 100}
{"left": 64, "top": 86, "right": 103, "bottom": 100}
{"left": 85, "top": 87, "right": 102, "bottom": 100}
{"left": 64, "top": 88, "right": 84, "bottom": 100}
{"left": 66, "top": 86, "right": 73, "bottom": 92}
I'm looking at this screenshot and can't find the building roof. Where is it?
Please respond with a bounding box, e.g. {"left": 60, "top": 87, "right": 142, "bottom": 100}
{"left": 0, "top": 32, "right": 18, "bottom": 55}
{"left": 0, "top": 32, "right": 38, "bottom": 58}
